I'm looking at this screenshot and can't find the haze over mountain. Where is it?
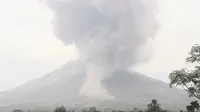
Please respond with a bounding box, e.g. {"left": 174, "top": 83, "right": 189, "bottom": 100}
{"left": 0, "top": 60, "right": 190, "bottom": 111}
{"left": 0, "top": 0, "right": 196, "bottom": 111}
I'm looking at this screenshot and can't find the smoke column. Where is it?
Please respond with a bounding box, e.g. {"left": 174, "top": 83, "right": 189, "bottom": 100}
{"left": 45, "top": 0, "right": 158, "bottom": 99}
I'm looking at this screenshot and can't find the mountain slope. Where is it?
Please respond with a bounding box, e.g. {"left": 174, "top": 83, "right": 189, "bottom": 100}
{"left": 0, "top": 61, "right": 191, "bottom": 110}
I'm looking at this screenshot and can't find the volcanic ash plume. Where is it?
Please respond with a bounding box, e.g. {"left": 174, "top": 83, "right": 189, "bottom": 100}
{"left": 46, "top": 0, "right": 158, "bottom": 99}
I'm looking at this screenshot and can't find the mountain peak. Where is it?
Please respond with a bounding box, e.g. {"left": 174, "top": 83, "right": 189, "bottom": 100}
{"left": 0, "top": 61, "right": 191, "bottom": 110}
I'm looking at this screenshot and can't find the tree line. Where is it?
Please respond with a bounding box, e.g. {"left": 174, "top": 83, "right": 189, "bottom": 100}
{"left": 13, "top": 44, "right": 200, "bottom": 112}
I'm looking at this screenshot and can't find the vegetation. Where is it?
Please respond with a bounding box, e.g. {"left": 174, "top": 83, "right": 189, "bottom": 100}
{"left": 11, "top": 99, "right": 170, "bottom": 112}
{"left": 11, "top": 45, "right": 200, "bottom": 112}
{"left": 186, "top": 101, "right": 199, "bottom": 112}
{"left": 54, "top": 106, "right": 67, "bottom": 112}
{"left": 12, "top": 109, "right": 24, "bottom": 112}
{"left": 169, "top": 44, "right": 200, "bottom": 99}
{"left": 169, "top": 44, "right": 200, "bottom": 111}
{"left": 12, "top": 109, "right": 23, "bottom": 112}
{"left": 146, "top": 99, "right": 162, "bottom": 112}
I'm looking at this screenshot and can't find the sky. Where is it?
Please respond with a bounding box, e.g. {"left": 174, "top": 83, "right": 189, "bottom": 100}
{"left": 0, "top": 0, "right": 200, "bottom": 91}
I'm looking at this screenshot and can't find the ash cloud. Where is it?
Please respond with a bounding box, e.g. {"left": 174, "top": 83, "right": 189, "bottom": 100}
{"left": 45, "top": 0, "right": 158, "bottom": 99}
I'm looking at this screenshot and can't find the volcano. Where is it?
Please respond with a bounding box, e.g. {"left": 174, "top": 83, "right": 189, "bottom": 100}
{"left": 0, "top": 61, "right": 191, "bottom": 111}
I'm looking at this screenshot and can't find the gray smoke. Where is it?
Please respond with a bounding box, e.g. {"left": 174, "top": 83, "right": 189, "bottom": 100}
{"left": 45, "top": 0, "right": 158, "bottom": 99}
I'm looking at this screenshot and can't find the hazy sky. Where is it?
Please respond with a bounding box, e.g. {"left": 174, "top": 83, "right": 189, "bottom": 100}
{"left": 0, "top": 0, "right": 200, "bottom": 91}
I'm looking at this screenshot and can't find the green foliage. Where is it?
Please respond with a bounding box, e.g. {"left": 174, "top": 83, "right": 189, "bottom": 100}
{"left": 146, "top": 99, "right": 162, "bottom": 112}
{"left": 54, "top": 106, "right": 67, "bottom": 112}
{"left": 89, "top": 107, "right": 98, "bottom": 112}
{"left": 12, "top": 109, "right": 23, "bottom": 112}
{"left": 132, "top": 108, "right": 143, "bottom": 112}
{"left": 186, "top": 101, "right": 199, "bottom": 112}
{"left": 169, "top": 44, "right": 200, "bottom": 99}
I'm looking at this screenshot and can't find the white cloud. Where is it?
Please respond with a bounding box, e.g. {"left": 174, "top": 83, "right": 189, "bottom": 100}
{"left": 135, "top": 0, "right": 200, "bottom": 82}
{"left": 0, "top": 0, "right": 78, "bottom": 91}
{"left": 1, "top": 0, "right": 200, "bottom": 90}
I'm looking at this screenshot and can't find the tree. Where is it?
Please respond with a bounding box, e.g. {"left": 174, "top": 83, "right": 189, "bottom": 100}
{"left": 89, "top": 107, "right": 98, "bottom": 112}
{"left": 162, "top": 110, "right": 167, "bottom": 112}
{"left": 54, "top": 106, "right": 67, "bottom": 112}
{"left": 133, "top": 108, "right": 138, "bottom": 112}
{"left": 146, "top": 99, "right": 162, "bottom": 112}
{"left": 169, "top": 44, "right": 200, "bottom": 99}
{"left": 186, "top": 101, "right": 200, "bottom": 112}
{"left": 12, "top": 109, "right": 23, "bottom": 112}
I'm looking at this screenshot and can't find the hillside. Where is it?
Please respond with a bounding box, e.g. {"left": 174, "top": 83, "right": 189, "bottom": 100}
{"left": 0, "top": 61, "right": 191, "bottom": 111}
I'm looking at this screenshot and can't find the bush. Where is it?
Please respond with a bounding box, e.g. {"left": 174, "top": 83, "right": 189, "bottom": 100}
{"left": 54, "top": 106, "right": 67, "bottom": 112}
{"left": 12, "top": 109, "right": 23, "bottom": 112}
